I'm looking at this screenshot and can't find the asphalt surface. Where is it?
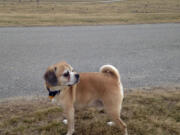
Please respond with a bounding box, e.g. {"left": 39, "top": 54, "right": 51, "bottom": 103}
{"left": 0, "top": 24, "right": 180, "bottom": 99}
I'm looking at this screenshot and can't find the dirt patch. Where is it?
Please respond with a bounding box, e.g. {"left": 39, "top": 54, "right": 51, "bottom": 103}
{"left": 0, "top": 86, "right": 180, "bottom": 135}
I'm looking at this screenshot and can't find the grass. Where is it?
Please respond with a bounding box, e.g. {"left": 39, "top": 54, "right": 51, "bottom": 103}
{"left": 0, "top": 86, "right": 180, "bottom": 135}
{"left": 0, "top": 0, "right": 180, "bottom": 26}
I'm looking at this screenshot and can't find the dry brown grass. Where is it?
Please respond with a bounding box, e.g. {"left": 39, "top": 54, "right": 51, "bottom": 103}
{"left": 0, "top": 0, "right": 180, "bottom": 26}
{"left": 0, "top": 85, "right": 180, "bottom": 135}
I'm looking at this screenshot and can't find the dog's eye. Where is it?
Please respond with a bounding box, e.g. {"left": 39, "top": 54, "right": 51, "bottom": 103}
{"left": 63, "top": 71, "right": 69, "bottom": 77}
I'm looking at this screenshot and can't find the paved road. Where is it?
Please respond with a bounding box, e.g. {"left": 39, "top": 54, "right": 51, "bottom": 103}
{"left": 0, "top": 24, "right": 180, "bottom": 99}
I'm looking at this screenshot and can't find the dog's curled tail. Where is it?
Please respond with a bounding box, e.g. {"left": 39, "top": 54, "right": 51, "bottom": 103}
{"left": 100, "top": 65, "right": 120, "bottom": 82}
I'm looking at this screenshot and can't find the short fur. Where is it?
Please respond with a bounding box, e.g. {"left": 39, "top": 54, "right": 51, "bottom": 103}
{"left": 44, "top": 61, "right": 128, "bottom": 135}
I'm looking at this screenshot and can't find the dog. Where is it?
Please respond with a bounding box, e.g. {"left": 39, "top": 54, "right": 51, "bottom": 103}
{"left": 43, "top": 61, "right": 128, "bottom": 135}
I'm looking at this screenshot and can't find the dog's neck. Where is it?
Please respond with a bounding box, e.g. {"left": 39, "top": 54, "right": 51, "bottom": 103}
{"left": 47, "top": 85, "right": 73, "bottom": 98}
{"left": 49, "top": 85, "right": 67, "bottom": 90}
{"left": 48, "top": 89, "right": 61, "bottom": 97}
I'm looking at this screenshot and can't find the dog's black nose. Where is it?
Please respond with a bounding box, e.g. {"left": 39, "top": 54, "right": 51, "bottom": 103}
{"left": 75, "top": 74, "right": 79, "bottom": 80}
{"left": 44, "top": 70, "right": 58, "bottom": 86}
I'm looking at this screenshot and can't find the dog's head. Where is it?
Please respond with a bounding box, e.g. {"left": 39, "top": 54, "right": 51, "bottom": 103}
{"left": 43, "top": 61, "right": 79, "bottom": 91}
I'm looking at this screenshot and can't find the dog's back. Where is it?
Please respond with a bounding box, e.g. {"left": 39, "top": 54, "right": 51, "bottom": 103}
{"left": 75, "top": 65, "right": 123, "bottom": 106}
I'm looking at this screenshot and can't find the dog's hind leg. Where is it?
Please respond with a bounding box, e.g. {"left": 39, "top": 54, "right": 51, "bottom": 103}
{"left": 103, "top": 97, "right": 128, "bottom": 135}
{"left": 106, "top": 108, "right": 127, "bottom": 135}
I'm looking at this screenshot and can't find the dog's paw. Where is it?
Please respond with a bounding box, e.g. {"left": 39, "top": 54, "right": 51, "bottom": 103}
{"left": 63, "top": 119, "right": 68, "bottom": 125}
{"left": 107, "top": 121, "right": 115, "bottom": 126}
{"left": 124, "top": 128, "right": 128, "bottom": 135}
{"left": 66, "top": 129, "right": 74, "bottom": 135}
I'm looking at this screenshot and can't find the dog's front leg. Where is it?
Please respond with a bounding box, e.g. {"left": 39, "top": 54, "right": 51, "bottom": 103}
{"left": 64, "top": 107, "right": 75, "bottom": 135}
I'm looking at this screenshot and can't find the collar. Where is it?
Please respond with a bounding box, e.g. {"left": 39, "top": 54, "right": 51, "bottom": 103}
{"left": 47, "top": 87, "right": 60, "bottom": 98}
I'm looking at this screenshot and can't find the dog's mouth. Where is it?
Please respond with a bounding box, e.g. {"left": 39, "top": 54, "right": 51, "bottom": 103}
{"left": 76, "top": 78, "right": 80, "bottom": 83}
{"left": 68, "top": 78, "right": 80, "bottom": 86}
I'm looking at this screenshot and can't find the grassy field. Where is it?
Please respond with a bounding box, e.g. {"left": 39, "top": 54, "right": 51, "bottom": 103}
{"left": 0, "top": 86, "right": 180, "bottom": 135}
{"left": 0, "top": 0, "right": 180, "bottom": 26}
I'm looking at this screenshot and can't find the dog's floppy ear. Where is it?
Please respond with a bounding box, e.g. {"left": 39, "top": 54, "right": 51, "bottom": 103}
{"left": 44, "top": 70, "right": 58, "bottom": 86}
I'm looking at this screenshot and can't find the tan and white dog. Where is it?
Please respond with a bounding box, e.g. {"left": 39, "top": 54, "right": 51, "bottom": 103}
{"left": 43, "top": 61, "right": 128, "bottom": 135}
